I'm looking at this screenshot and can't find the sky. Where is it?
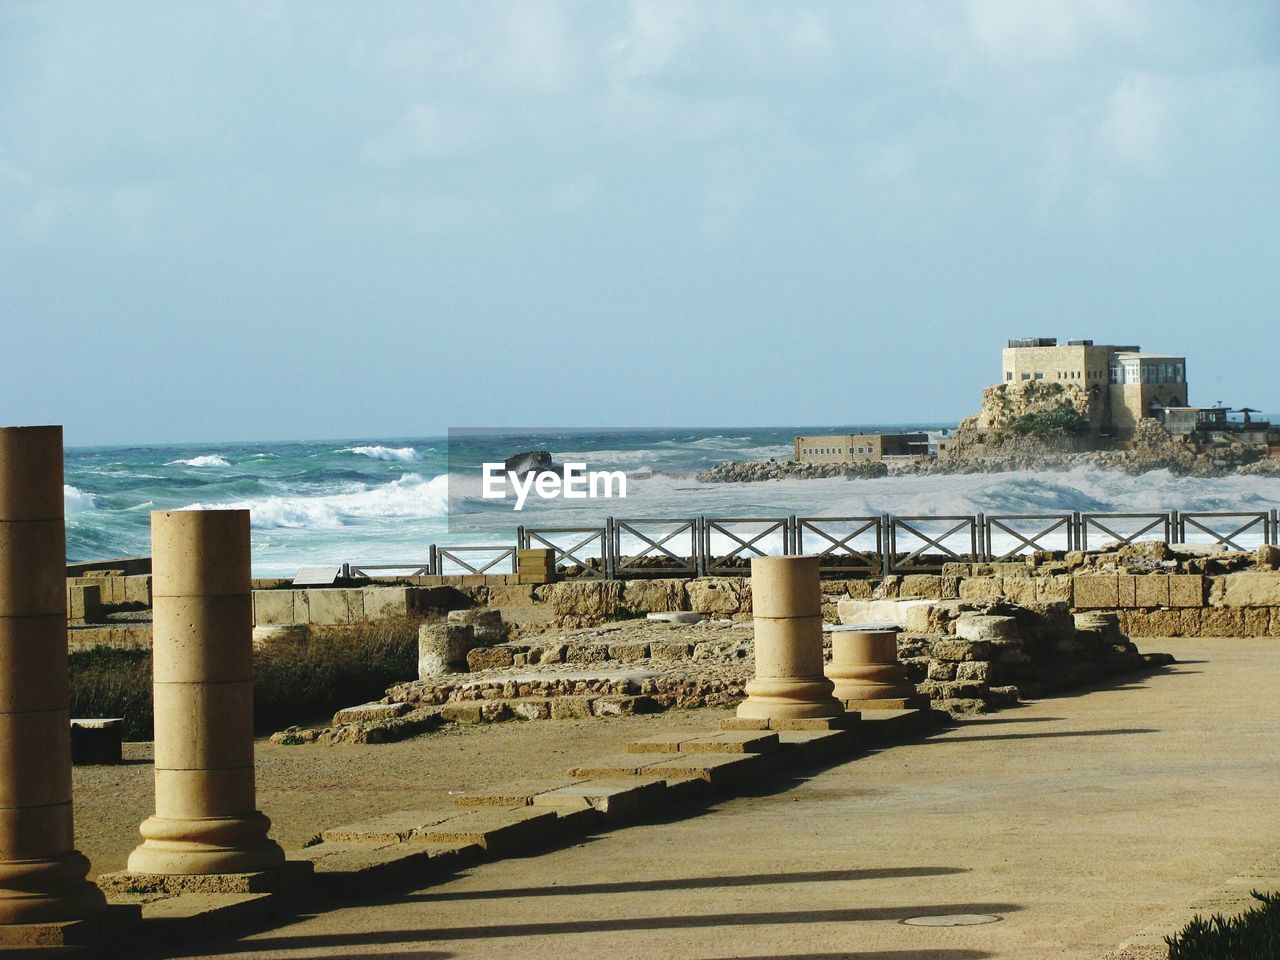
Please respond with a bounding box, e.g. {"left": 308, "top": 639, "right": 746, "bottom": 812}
{"left": 2, "top": 1, "right": 1278, "bottom": 446}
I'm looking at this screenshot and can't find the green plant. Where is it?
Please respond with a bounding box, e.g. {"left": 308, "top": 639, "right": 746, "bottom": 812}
{"left": 1166, "top": 891, "right": 1280, "bottom": 959}
{"left": 1007, "top": 408, "right": 1090, "bottom": 437}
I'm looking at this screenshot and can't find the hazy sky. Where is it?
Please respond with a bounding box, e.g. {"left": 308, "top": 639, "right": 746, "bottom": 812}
{"left": 3, "top": 1, "right": 1278, "bottom": 445}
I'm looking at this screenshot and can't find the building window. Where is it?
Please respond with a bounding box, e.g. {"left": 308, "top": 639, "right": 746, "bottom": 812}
{"left": 1021, "top": 373, "right": 1031, "bottom": 380}
{"left": 1006, "top": 372, "right": 1012, "bottom": 381}
{"left": 1035, "top": 372, "right": 1044, "bottom": 380}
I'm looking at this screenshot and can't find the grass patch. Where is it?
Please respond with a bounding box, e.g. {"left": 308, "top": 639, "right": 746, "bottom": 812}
{"left": 68, "top": 616, "right": 423, "bottom": 740}
{"left": 1166, "top": 891, "right": 1280, "bottom": 959}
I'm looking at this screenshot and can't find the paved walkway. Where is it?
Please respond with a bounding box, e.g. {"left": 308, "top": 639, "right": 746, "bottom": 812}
{"left": 173, "top": 638, "right": 1280, "bottom": 960}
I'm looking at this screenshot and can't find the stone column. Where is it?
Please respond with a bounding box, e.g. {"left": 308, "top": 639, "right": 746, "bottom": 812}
{"left": 127, "top": 510, "right": 284, "bottom": 876}
{"left": 826, "top": 624, "right": 924, "bottom": 708}
{"left": 737, "top": 556, "right": 842, "bottom": 721}
{"left": 0, "top": 425, "right": 105, "bottom": 923}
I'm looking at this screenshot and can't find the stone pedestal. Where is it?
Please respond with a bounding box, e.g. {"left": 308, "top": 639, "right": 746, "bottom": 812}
{"left": 737, "top": 557, "right": 842, "bottom": 722}
{"left": 126, "top": 510, "right": 284, "bottom": 876}
{"left": 0, "top": 425, "right": 106, "bottom": 924}
{"left": 826, "top": 624, "right": 927, "bottom": 709}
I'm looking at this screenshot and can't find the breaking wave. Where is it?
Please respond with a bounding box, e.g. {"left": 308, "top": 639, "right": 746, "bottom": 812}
{"left": 167, "top": 455, "right": 231, "bottom": 468}
{"left": 64, "top": 485, "right": 95, "bottom": 514}
{"left": 184, "top": 472, "right": 449, "bottom": 529}
{"left": 343, "top": 445, "right": 421, "bottom": 462}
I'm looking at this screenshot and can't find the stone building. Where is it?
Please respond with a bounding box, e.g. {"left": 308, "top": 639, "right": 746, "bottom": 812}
{"left": 794, "top": 433, "right": 930, "bottom": 464}
{"left": 1001, "top": 338, "right": 1189, "bottom": 440}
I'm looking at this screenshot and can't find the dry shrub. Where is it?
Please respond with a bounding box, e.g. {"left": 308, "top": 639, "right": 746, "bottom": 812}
{"left": 68, "top": 616, "right": 423, "bottom": 740}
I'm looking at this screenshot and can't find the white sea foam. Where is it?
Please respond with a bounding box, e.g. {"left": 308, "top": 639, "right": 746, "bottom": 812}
{"left": 343, "top": 445, "right": 421, "bottom": 462}
{"left": 64, "top": 485, "right": 95, "bottom": 514}
{"left": 167, "top": 455, "right": 230, "bottom": 468}
{"left": 185, "top": 473, "right": 450, "bottom": 529}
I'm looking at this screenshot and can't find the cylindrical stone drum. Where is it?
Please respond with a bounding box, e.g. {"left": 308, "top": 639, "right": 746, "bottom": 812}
{"left": 825, "top": 624, "right": 917, "bottom": 702}
{"left": 737, "top": 556, "right": 842, "bottom": 721}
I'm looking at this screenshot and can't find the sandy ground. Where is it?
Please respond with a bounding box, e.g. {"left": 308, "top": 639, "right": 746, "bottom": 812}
{"left": 128, "top": 636, "right": 1280, "bottom": 960}
{"left": 72, "top": 705, "right": 740, "bottom": 877}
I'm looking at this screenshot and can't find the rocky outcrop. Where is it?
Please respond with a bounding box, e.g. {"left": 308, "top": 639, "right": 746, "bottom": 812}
{"left": 697, "top": 459, "right": 888, "bottom": 483}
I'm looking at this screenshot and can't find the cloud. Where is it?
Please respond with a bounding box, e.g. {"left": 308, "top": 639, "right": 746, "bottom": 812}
{"left": 608, "top": 0, "right": 700, "bottom": 80}
{"left": 1097, "top": 72, "right": 1170, "bottom": 168}
{"left": 361, "top": 102, "right": 486, "bottom": 166}
{"left": 963, "top": 0, "right": 1145, "bottom": 64}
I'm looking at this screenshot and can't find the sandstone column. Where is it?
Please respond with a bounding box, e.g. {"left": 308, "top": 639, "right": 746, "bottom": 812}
{"left": 826, "top": 624, "right": 924, "bottom": 708}
{"left": 737, "top": 556, "right": 842, "bottom": 721}
{"left": 0, "top": 425, "right": 105, "bottom": 923}
{"left": 127, "top": 510, "right": 284, "bottom": 875}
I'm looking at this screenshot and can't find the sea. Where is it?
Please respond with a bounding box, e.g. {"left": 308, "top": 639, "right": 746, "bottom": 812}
{"left": 63, "top": 427, "right": 1280, "bottom": 576}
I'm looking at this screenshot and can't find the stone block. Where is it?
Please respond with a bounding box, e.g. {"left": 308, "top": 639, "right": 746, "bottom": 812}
{"left": 362, "top": 586, "right": 411, "bottom": 620}
{"left": 543, "top": 580, "right": 621, "bottom": 623}
{"left": 931, "top": 639, "right": 992, "bottom": 662}
{"left": 510, "top": 698, "right": 551, "bottom": 720}
{"left": 1168, "top": 574, "right": 1205, "bottom": 608}
{"left": 440, "top": 703, "right": 487, "bottom": 725}
{"left": 1073, "top": 575, "right": 1119, "bottom": 610}
{"left": 487, "top": 583, "right": 538, "bottom": 607}
{"left": 644, "top": 753, "right": 766, "bottom": 789}
{"left": 1000, "top": 577, "right": 1037, "bottom": 605}
{"left": 593, "top": 695, "right": 654, "bottom": 716}
{"left": 1243, "top": 607, "right": 1270, "bottom": 637}
{"left": 954, "top": 615, "right": 1017, "bottom": 642}
{"left": 1217, "top": 572, "right": 1280, "bottom": 607}
{"left": 900, "top": 574, "right": 943, "bottom": 599}
{"left": 677, "top": 731, "right": 779, "bottom": 754}
{"left": 686, "top": 577, "right": 749, "bottom": 615}
{"left": 620, "top": 578, "right": 688, "bottom": 613}
{"left": 941, "top": 563, "right": 972, "bottom": 578}
{"left": 607, "top": 641, "right": 650, "bottom": 661}
{"left": 926, "top": 660, "right": 957, "bottom": 680}
{"left": 649, "top": 642, "right": 692, "bottom": 661}
{"left": 252, "top": 589, "right": 295, "bottom": 626}
{"left": 466, "top": 645, "right": 515, "bottom": 671}
{"left": 941, "top": 576, "right": 961, "bottom": 599}
{"left": 307, "top": 588, "right": 354, "bottom": 625}
{"left": 1134, "top": 576, "right": 1170, "bottom": 609}
{"left": 842, "top": 578, "right": 874, "bottom": 599}
{"left": 1200, "top": 607, "right": 1245, "bottom": 637}
{"left": 954, "top": 661, "right": 991, "bottom": 682}
{"left": 1117, "top": 575, "right": 1139, "bottom": 608}
{"left": 563, "top": 642, "right": 611, "bottom": 664}
{"left": 124, "top": 574, "right": 152, "bottom": 606}
{"left": 549, "top": 696, "right": 596, "bottom": 719}
{"left": 958, "top": 577, "right": 1002, "bottom": 602}
{"left": 1036, "top": 575, "right": 1073, "bottom": 604}
{"left": 332, "top": 702, "right": 410, "bottom": 725}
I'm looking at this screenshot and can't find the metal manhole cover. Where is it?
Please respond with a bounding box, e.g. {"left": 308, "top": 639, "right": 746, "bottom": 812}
{"left": 901, "top": 914, "right": 1003, "bottom": 927}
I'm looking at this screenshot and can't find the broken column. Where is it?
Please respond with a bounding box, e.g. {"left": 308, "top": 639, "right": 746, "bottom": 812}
{"left": 737, "top": 556, "right": 842, "bottom": 721}
{"left": 0, "top": 425, "right": 105, "bottom": 923}
{"left": 126, "top": 509, "right": 284, "bottom": 876}
{"left": 825, "top": 623, "right": 926, "bottom": 709}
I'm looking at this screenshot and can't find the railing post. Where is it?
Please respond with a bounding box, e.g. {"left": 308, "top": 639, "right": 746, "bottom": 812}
{"left": 605, "top": 517, "right": 615, "bottom": 580}
{"left": 881, "top": 513, "right": 892, "bottom": 577}
{"left": 975, "top": 512, "right": 986, "bottom": 561}
{"left": 696, "top": 516, "right": 707, "bottom": 577}
{"left": 1169, "top": 510, "right": 1181, "bottom": 545}
{"left": 428, "top": 544, "right": 438, "bottom": 577}
{"left": 787, "top": 515, "right": 797, "bottom": 555}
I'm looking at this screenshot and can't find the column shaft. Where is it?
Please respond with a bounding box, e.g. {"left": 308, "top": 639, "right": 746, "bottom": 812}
{"left": 126, "top": 510, "right": 283, "bottom": 876}
{"left": 0, "top": 425, "right": 105, "bottom": 924}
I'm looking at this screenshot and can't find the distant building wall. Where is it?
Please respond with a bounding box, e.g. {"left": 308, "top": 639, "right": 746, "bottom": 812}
{"left": 794, "top": 433, "right": 927, "bottom": 464}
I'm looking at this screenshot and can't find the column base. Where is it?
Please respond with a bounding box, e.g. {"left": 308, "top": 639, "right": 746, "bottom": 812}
{"left": 840, "top": 694, "right": 932, "bottom": 711}
{"left": 126, "top": 813, "right": 286, "bottom": 876}
{"left": 736, "top": 676, "right": 843, "bottom": 721}
{"left": 0, "top": 852, "right": 107, "bottom": 925}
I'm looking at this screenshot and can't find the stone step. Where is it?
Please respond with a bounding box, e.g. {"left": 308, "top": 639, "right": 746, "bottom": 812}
{"left": 776, "top": 728, "right": 861, "bottom": 765}
{"left": 720, "top": 714, "right": 854, "bottom": 732}
{"left": 412, "top": 807, "right": 560, "bottom": 854}
{"left": 858, "top": 707, "right": 946, "bottom": 743}
{"left": 529, "top": 778, "right": 669, "bottom": 821}
{"left": 626, "top": 730, "right": 779, "bottom": 755}
{"left": 295, "top": 840, "right": 478, "bottom": 893}
{"left": 449, "top": 779, "right": 586, "bottom": 808}
{"left": 139, "top": 892, "right": 275, "bottom": 940}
